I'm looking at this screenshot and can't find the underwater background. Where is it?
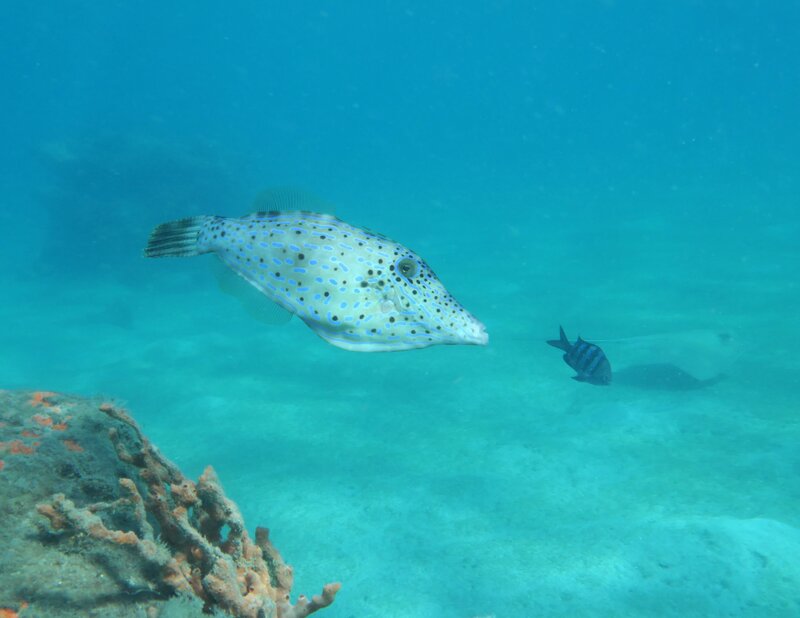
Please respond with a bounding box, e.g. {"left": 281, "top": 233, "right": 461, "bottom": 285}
{"left": 2, "top": 1, "right": 799, "bottom": 616}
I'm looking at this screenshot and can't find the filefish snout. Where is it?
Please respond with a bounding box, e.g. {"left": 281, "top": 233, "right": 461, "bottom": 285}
{"left": 382, "top": 252, "right": 488, "bottom": 348}
{"left": 461, "top": 317, "right": 489, "bottom": 346}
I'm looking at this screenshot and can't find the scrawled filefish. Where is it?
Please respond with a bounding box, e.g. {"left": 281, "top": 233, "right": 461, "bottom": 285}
{"left": 144, "top": 193, "right": 488, "bottom": 352}
{"left": 547, "top": 325, "right": 612, "bottom": 385}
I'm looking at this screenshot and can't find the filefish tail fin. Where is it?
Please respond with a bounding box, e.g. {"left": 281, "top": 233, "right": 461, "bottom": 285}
{"left": 546, "top": 325, "right": 571, "bottom": 351}
{"left": 144, "top": 216, "right": 209, "bottom": 258}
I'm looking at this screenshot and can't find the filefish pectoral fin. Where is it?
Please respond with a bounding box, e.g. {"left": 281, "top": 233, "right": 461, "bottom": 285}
{"left": 211, "top": 257, "right": 293, "bottom": 325}
{"left": 382, "top": 287, "right": 406, "bottom": 314}
{"left": 380, "top": 301, "right": 395, "bottom": 314}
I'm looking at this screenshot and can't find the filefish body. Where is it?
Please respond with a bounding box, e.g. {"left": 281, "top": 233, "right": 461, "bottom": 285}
{"left": 145, "top": 208, "right": 488, "bottom": 352}
{"left": 547, "top": 325, "right": 612, "bottom": 385}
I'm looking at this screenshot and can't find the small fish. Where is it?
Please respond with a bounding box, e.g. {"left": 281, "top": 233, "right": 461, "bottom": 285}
{"left": 546, "top": 326, "right": 612, "bottom": 385}
{"left": 144, "top": 191, "right": 488, "bottom": 352}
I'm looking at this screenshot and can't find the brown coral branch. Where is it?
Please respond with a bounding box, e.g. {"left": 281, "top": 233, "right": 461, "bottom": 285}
{"left": 255, "top": 527, "right": 294, "bottom": 595}
{"left": 276, "top": 583, "right": 342, "bottom": 618}
{"left": 36, "top": 493, "right": 168, "bottom": 566}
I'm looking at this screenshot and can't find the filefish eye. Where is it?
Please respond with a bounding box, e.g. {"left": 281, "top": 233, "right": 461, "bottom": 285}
{"left": 397, "top": 258, "right": 417, "bottom": 279}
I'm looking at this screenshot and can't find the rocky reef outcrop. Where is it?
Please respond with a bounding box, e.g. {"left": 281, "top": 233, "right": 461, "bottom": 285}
{"left": 0, "top": 390, "right": 339, "bottom": 618}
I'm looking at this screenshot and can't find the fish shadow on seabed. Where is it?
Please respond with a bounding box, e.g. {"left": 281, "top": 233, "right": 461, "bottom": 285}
{"left": 612, "top": 363, "right": 725, "bottom": 391}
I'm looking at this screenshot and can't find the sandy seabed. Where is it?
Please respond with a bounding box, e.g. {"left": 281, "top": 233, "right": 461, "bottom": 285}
{"left": 2, "top": 217, "right": 799, "bottom": 618}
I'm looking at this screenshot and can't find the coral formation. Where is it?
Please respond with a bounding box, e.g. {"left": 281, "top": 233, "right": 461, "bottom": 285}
{"left": 36, "top": 401, "right": 340, "bottom": 618}
{"left": 0, "top": 390, "right": 338, "bottom": 618}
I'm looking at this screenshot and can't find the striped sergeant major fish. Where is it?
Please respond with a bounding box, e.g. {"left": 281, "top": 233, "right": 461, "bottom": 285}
{"left": 144, "top": 190, "right": 488, "bottom": 352}
{"left": 547, "top": 325, "right": 612, "bottom": 385}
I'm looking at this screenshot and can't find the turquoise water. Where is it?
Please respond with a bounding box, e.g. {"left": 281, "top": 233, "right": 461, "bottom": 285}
{"left": 2, "top": 2, "right": 799, "bottom": 616}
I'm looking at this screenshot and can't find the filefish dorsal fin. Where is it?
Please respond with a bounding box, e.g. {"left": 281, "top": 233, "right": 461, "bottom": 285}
{"left": 250, "top": 187, "right": 333, "bottom": 215}
{"left": 211, "top": 257, "right": 293, "bottom": 325}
